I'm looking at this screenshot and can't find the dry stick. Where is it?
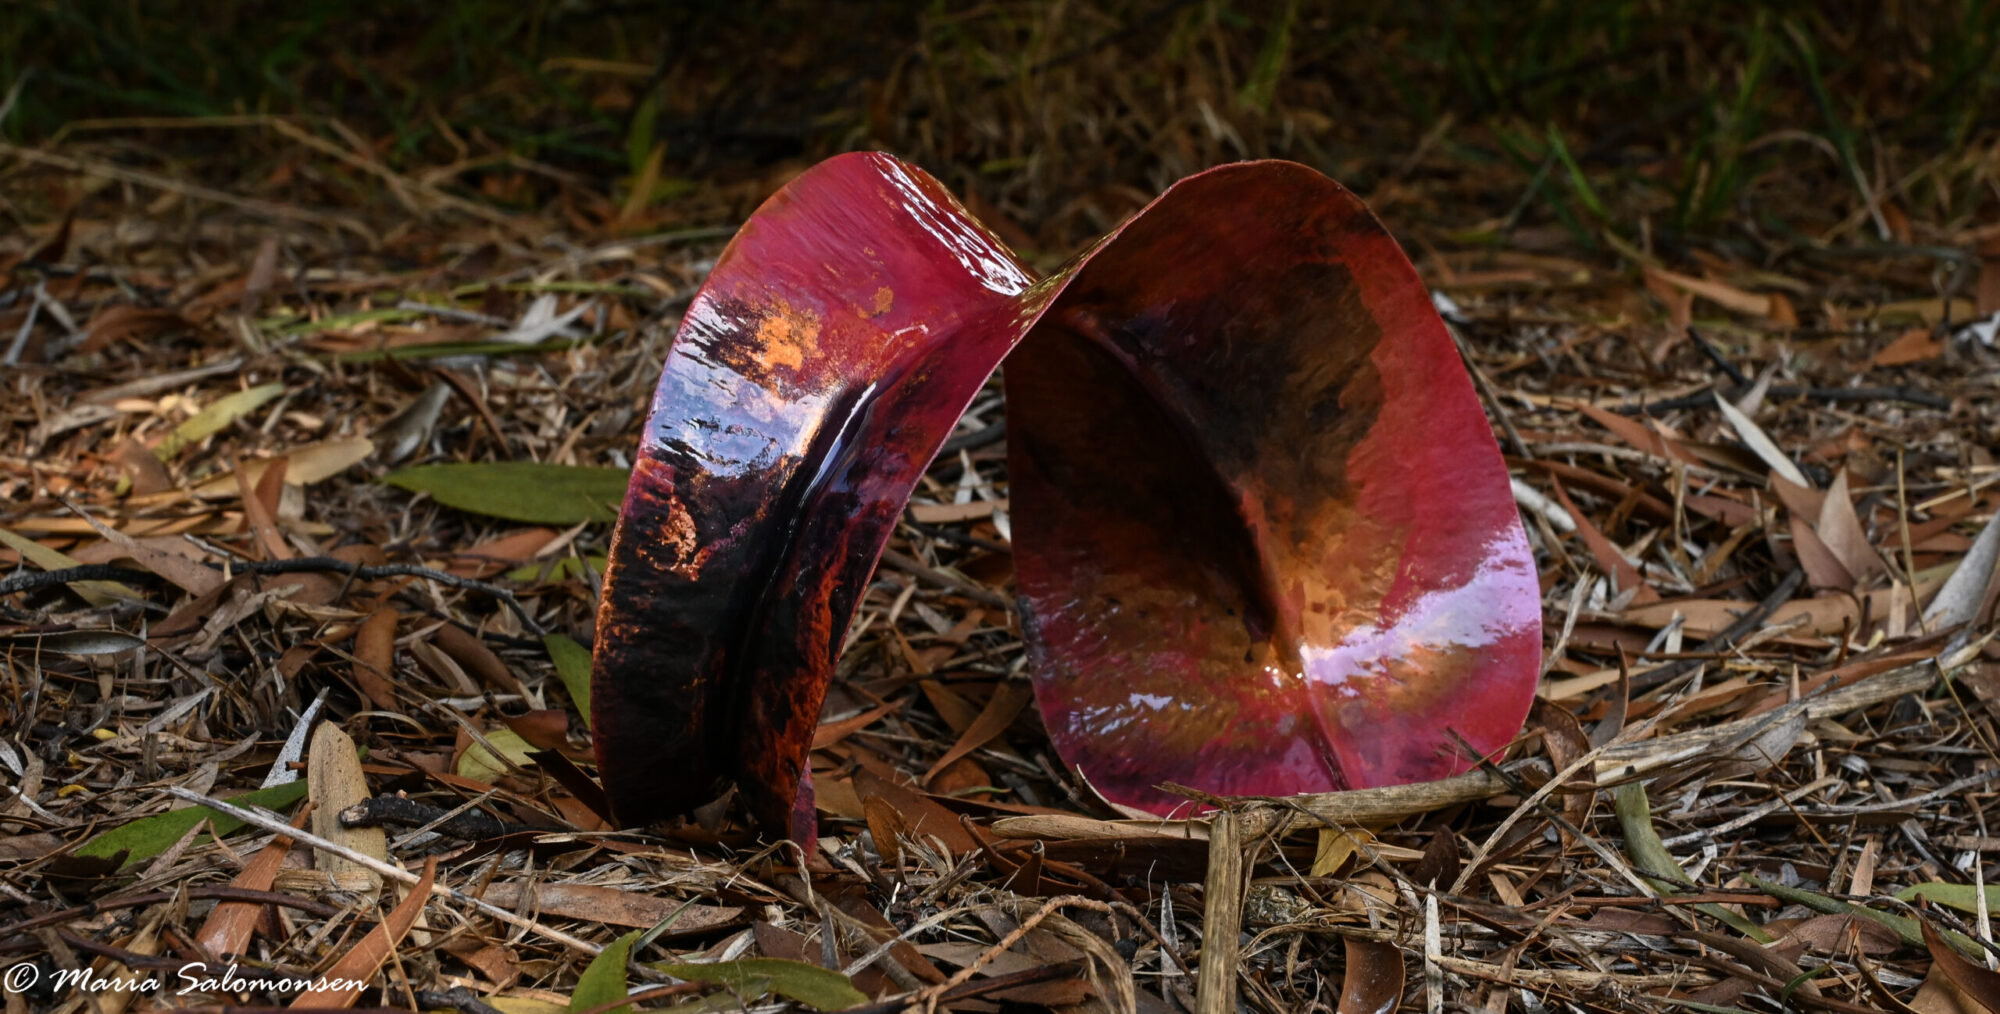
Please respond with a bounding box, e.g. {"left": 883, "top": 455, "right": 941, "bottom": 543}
{"left": 1447, "top": 322, "right": 1533, "bottom": 460}
{"left": 0, "top": 558, "right": 546, "bottom": 634}
{"left": 878, "top": 549, "right": 1011, "bottom": 609}
{"left": 0, "top": 887, "right": 342, "bottom": 940}
{"left": 163, "top": 787, "right": 601, "bottom": 956}
{"left": 1631, "top": 566, "right": 1806, "bottom": 690}
{"left": 1195, "top": 809, "right": 1245, "bottom": 1014}
{"left": 909, "top": 895, "right": 1114, "bottom": 1014}
{"left": 1227, "top": 656, "right": 1943, "bottom": 837}
{"left": 1617, "top": 383, "right": 1951, "bottom": 415}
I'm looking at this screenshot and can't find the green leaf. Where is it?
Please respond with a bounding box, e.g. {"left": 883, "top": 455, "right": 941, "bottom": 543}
{"left": 1896, "top": 882, "right": 2000, "bottom": 914}
{"left": 457, "top": 727, "right": 537, "bottom": 783}
{"left": 155, "top": 382, "right": 285, "bottom": 460}
{"left": 383, "top": 462, "right": 630, "bottom": 524}
{"left": 1749, "top": 875, "right": 1985, "bottom": 956}
{"left": 1614, "top": 783, "right": 1772, "bottom": 942}
{"left": 76, "top": 780, "right": 308, "bottom": 868}
{"left": 650, "top": 958, "right": 867, "bottom": 1011}
{"left": 570, "top": 930, "right": 638, "bottom": 1014}
{"left": 544, "top": 633, "right": 593, "bottom": 730}
{"left": 508, "top": 555, "right": 608, "bottom": 584}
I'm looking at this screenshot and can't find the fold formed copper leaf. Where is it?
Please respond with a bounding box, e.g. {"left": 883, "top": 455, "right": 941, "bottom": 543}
{"left": 591, "top": 152, "right": 1541, "bottom": 839}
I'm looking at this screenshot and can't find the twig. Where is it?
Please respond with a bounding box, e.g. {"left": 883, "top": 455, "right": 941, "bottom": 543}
{"left": 0, "top": 887, "right": 342, "bottom": 941}
{"left": 878, "top": 549, "right": 1011, "bottom": 609}
{"left": 0, "top": 564, "right": 164, "bottom": 596}
{"left": 938, "top": 419, "right": 1006, "bottom": 455}
{"left": 1615, "top": 384, "right": 1951, "bottom": 415}
{"left": 1, "top": 557, "right": 546, "bottom": 634}
{"left": 1214, "top": 656, "right": 1943, "bottom": 835}
{"left": 163, "top": 787, "right": 601, "bottom": 956}
{"left": 908, "top": 895, "right": 1116, "bottom": 1014}
{"left": 1684, "top": 326, "right": 1749, "bottom": 387}
{"left": 338, "top": 795, "right": 529, "bottom": 840}
{"left": 1631, "top": 567, "right": 1805, "bottom": 690}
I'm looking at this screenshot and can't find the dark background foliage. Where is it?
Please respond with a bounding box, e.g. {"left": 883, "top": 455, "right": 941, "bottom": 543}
{"left": 8, "top": 0, "right": 1999, "bottom": 249}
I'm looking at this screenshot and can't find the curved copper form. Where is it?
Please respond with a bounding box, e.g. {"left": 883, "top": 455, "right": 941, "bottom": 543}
{"left": 591, "top": 152, "right": 1540, "bottom": 840}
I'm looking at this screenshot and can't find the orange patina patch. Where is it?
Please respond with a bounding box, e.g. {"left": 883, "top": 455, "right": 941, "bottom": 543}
{"left": 753, "top": 300, "right": 822, "bottom": 372}
{"left": 870, "top": 286, "right": 894, "bottom": 316}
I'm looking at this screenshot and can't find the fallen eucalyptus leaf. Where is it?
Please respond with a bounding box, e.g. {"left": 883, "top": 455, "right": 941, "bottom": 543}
{"left": 1896, "top": 882, "right": 2000, "bottom": 914}
{"left": 2, "top": 629, "right": 146, "bottom": 655}
{"left": 570, "top": 930, "right": 638, "bottom": 1014}
{"left": 289, "top": 858, "right": 435, "bottom": 1008}
{"left": 1750, "top": 875, "right": 1983, "bottom": 956}
{"left": 650, "top": 958, "right": 867, "bottom": 1012}
{"left": 1615, "top": 782, "right": 1773, "bottom": 942}
{"left": 373, "top": 382, "right": 453, "bottom": 464}
{"left": 1714, "top": 392, "right": 1811, "bottom": 488}
{"left": 155, "top": 382, "right": 285, "bottom": 460}
{"left": 76, "top": 781, "right": 308, "bottom": 868}
{"left": 544, "top": 633, "right": 593, "bottom": 729}
{"left": 385, "top": 461, "right": 629, "bottom": 523}
{"left": 1924, "top": 507, "right": 2000, "bottom": 629}
{"left": 458, "top": 727, "right": 537, "bottom": 783}
{"left": 1921, "top": 919, "right": 2000, "bottom": 1013}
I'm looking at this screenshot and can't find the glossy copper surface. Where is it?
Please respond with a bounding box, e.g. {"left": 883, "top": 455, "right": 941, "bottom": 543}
{"left": 592, "top": 153, "right": 1540, "bottom": 837}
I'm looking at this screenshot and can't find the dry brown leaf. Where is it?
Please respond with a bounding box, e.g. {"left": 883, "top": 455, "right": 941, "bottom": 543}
{"left": 1646, "top": 266, "right": 1774, "bottom": 317}
{"left": 475, "top": 881, "right": 745, "bottom": 933}
{"left": 1781, "top": 913, "right": 1904, "bottom": 956}
{"left": 811, "top": 698, "right": 905, "bottom": 750}
{"left": 443, "top": 938, "right": 520, "bottom": 990}
{"left": 114, "top": 438, "right": 174, "bottom": 495}
{"left": 851, "top": 768, "right": 979, "bottom": 856}
{"left": 918, "top": 678, "right": 984, "bottom": 734}
{"left": 1529, "top": 696, "right": 1595, "bottom": 830}
{"left": 1876, "top": 328, "right": 1946, "bottom": 367}
{"left": 1816, "top": 470, "right": 1885, "bottom": 585}
{"left": 289, "top": 857, "right": 435, "bottom": 1009}
{"left": 923, "top": 681, "right": 1033, "bottom": 785}
{"left": 1574, "top": 402, "right": 1700, "bottom": 466}
{"left": 351, "top": 607, "right": 400, "bottom": 711}
{"left": 865, "top": 795, "right": 913, "bottom": 864}
{"left": 236, "top": 456, "right": 292, "bottom": 560}
{"left": 68, "top": 531, "right": 226, "bottom": 596}
{"left": 1791, "top": 513, "right": 1856, "bottom": 591}
{"left": 432, "top": 622, "right": 527, "bottom": 697}
{"left": 1922, "top": 921, "right": 2000, "bottom": 1014}
{"left": 195, "top": 806, "right": 310, "bottom": 958}
{"left": 1549, "top": 480, "right": 1657, "bottom": 603}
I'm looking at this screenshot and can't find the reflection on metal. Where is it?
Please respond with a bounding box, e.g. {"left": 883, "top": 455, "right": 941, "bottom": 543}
{"left": 591, "top": 152, "right": 1542, "bottom": 840}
